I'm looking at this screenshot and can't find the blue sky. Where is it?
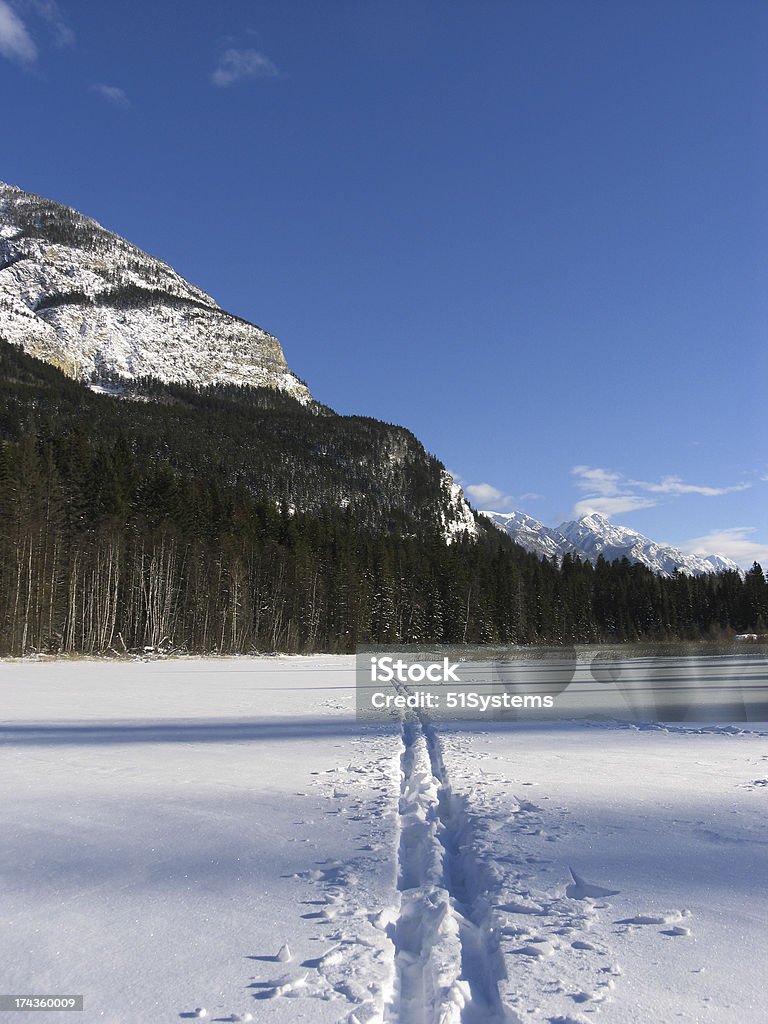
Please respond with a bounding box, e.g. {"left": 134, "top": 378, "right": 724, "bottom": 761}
{"left": 1, "top": 0, "right": 766, "bottom": 565}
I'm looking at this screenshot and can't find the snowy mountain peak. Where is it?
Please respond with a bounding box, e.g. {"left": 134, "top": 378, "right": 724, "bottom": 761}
{"left": 481, "top": 509, "right": 741, "bottom": 577}
{"left": 480, "top": 509, "right": 568, "bottom": 561}
{"left": 577, "top": 511, "right": 611, "bottom": 529}
{"left": 0, "top": 182, "right": 311, "bottom": 401}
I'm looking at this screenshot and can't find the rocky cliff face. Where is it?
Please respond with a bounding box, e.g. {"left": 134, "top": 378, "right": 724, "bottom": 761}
{"left": 0, "top": 181, "right": 310, "bottom": 400}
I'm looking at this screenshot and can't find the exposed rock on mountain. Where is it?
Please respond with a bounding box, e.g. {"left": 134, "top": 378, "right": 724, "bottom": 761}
{"left": 0, "top": 181, "right": 310, "bottom": 400}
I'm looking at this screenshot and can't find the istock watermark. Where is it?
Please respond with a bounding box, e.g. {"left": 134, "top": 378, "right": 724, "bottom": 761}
{"left": 355, "top": 643, "right": 768, "bottom": 724}
{"left": 369, "top": 655, "right": 461, "bottom": 684}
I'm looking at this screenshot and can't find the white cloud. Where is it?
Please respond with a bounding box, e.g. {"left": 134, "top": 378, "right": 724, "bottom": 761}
{"left": 571, "top": 465, "right": 655, "bottom": 518}
{"left": 683, "top": 528, "right": 768, "bottom": 570}
{"left": 464, "top": 482, "right": 516, "bottom": 511}
{"left": 23, "top": 0, "right": 73, "bottom": 46}
{"left": 0, "top": 0, "right": 73, "bottom": 64}
{"left": 465, "top": 482, "right": 503, "bottom": 505}
{"left": 571, "top": 465, "right": 751, "bottom": 520}
{"left": 211, "top": 48, "right": 278, "bottom": 87}
{"left": 574, "top": 495, "right": 657, "bottom": 518}
{"left": 633, "top": 475, "right": 750, "bottom": 497}
{"left": 452, "top": 475, "right": 541, "bottom": 512}
{"left": 571, "top": 465, "right": 622, "bottom": 497}
{"left": 0, "top": 0, "right": 36, "bottom": 62}
{"left": 91, "top": 83, "right": 130, "bottom": 108}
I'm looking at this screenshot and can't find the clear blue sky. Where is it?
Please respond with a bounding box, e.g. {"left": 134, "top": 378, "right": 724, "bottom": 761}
{"left": 1, "top": 0, "right": 766, "bottom": 565}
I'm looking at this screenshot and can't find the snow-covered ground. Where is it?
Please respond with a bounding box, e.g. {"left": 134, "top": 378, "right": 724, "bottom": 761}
{"left": 0, "top": 657, "right": 766, "bottom": 1023}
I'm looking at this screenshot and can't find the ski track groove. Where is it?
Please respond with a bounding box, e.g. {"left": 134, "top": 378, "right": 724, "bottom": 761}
{"left": 385, "top": 696, "right": 514, "bottom": 1024}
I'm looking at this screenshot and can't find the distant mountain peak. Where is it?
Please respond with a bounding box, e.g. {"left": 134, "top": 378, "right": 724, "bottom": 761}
{"left": 0, "top": 182, "right": 311, "bottom": 401}
{"left": 481, "top": 508, "right": 740, "bottom": 577}
{"left": 578, "top": 511, "right": 610, "bottom": 525}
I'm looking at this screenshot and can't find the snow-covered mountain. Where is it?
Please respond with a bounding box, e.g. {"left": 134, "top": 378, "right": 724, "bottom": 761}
{"left": 0, "top": 181, "right": 482, "bottom": 544}
{"left": 0, "top": 181, "right": 310, "bottom": 400}
{"left": 482, "top": 509, "right": 740, "bottom": 576}
{"left": 440, "top": 471, "right": 480, "bottom": 543}
{"left": 481, "top": 510, "right": 568, "bottom": 561}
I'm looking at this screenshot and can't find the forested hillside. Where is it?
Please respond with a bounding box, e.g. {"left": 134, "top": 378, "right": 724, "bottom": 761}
{"left": 0, "top": 340, "right": 765, "bottom": 655}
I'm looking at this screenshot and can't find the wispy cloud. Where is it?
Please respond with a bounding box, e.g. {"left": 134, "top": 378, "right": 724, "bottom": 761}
{"left": 573, "top": 494, "right": 658, "bottom": 518}
{"left": 0, "top": 0, "right": 37, "bottom": 62}
{"left": 23, "top": 0, "right": 73, "bottom": 46}
{"left": 571, "top": 464, "right": 657, "bottom": 517}
{"left": 91, "top": 83, "right": 130, "bottom": 108}
{"left": 633, "top": 475, "right": 750, "bottom": 497}
{"left": 211, "top": 48, "right": 278, "bottom": 87}
{"left": 0, "top": 0, "right": 73, "bottom": 63}
{"left": 572, "top": 466, "right": 622, "bottom": 496}
{"left": 571, "top": 465, "right": 751, "bottom": 519}
{"left": 683, "top": 528, "right": 768, "bottom": 570}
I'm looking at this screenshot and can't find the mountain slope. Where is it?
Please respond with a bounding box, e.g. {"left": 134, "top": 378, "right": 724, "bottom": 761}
{"left": 480, "top": 510, "right": 573, "bottom": 561}
{"left": 0, "top": 323, "right": 758, "bottom": 655}
{"left": 483, "top": 509, "right": 740, "bottom": 576}
{"left": 0, "top": 338, "right": 480, "bottom": 541}
{"left": 0, "top": 181, "right": 481, "bottom": 547}
{"left": 1, "top": 183, "right": 760, "bottom": 655}
{"left": 0, "top": 181, "right": 310, "bottom": 399}
{"left": 0, "top": 341, "right": 532, "bottom": 655}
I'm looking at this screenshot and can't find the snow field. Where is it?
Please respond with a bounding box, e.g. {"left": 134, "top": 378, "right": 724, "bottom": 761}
{"left": 0, "top": 657, "right": 766, "bottom": 1022}
{"left": 438, "top": 721, "right": 768, "bottom": 1022}
{"left": 0, "top": 658, "right": 401, "bottom": 1023}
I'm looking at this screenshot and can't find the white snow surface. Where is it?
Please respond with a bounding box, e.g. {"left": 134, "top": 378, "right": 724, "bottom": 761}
{"left": 0, "top": 181, "right": 311, "bottom": 401}
{"left": 1, "top": 656, "right": 766, "bottom": 1023}
{"left": 440, "top": 472, "right": 480, "bottom": 544}
{"left": 482, "top": 509, "right": 741, "bottom": 576}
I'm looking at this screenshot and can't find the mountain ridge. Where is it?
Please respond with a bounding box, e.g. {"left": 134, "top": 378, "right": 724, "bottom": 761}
{"left": 0, "top": 181, "right": 743, "bottom": 578}
{"left": 0, "top": 184, "right": 763, "bottom": 654}
{"left": 482, "top": 509, "right": 741, "bottom": 576}
{"left": 0, "top": 180, "right": 311, "bottom": 400}
{"left": 0, "top": 180, "right": 479, "bottom": 546}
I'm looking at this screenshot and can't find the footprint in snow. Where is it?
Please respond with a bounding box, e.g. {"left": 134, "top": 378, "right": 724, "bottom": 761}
{"left": 615, "top": 910, "right": 690, "bottom": 926}
{"left": 565, "top": 868, "right": 620, "bottom": 900}
{"left": 513, "top": 941, "right": 555, "bottom": 958}
{"left": 572, "top": 989, "right": 605, "bottom": 1004}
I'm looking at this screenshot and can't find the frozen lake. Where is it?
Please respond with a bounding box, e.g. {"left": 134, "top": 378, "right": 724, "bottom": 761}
{"left": 1, "top": 656, "right": 766, "bottom": 1023}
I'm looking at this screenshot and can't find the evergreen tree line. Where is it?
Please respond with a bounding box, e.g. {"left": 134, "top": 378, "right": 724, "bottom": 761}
{"left": 0, "top": 339, "right": 766, "bottom": 655}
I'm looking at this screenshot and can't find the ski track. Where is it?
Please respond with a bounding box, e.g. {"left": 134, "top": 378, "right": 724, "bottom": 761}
{"left": 246, "top": 686, "right": 762, "bottom": 1022}
{"left": 3, "top": 658, "right": 764, "bottom": 1022}
{"left": 385, "top": 714, "right": 511, "bottom": 1024}
{"left": 261, "top": 710, "right": 650, "bottom": 1023}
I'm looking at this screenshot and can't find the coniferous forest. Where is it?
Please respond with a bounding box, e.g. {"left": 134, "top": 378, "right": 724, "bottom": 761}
{"left": 0, "top": 338, "right": 766, "bottom": 656}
